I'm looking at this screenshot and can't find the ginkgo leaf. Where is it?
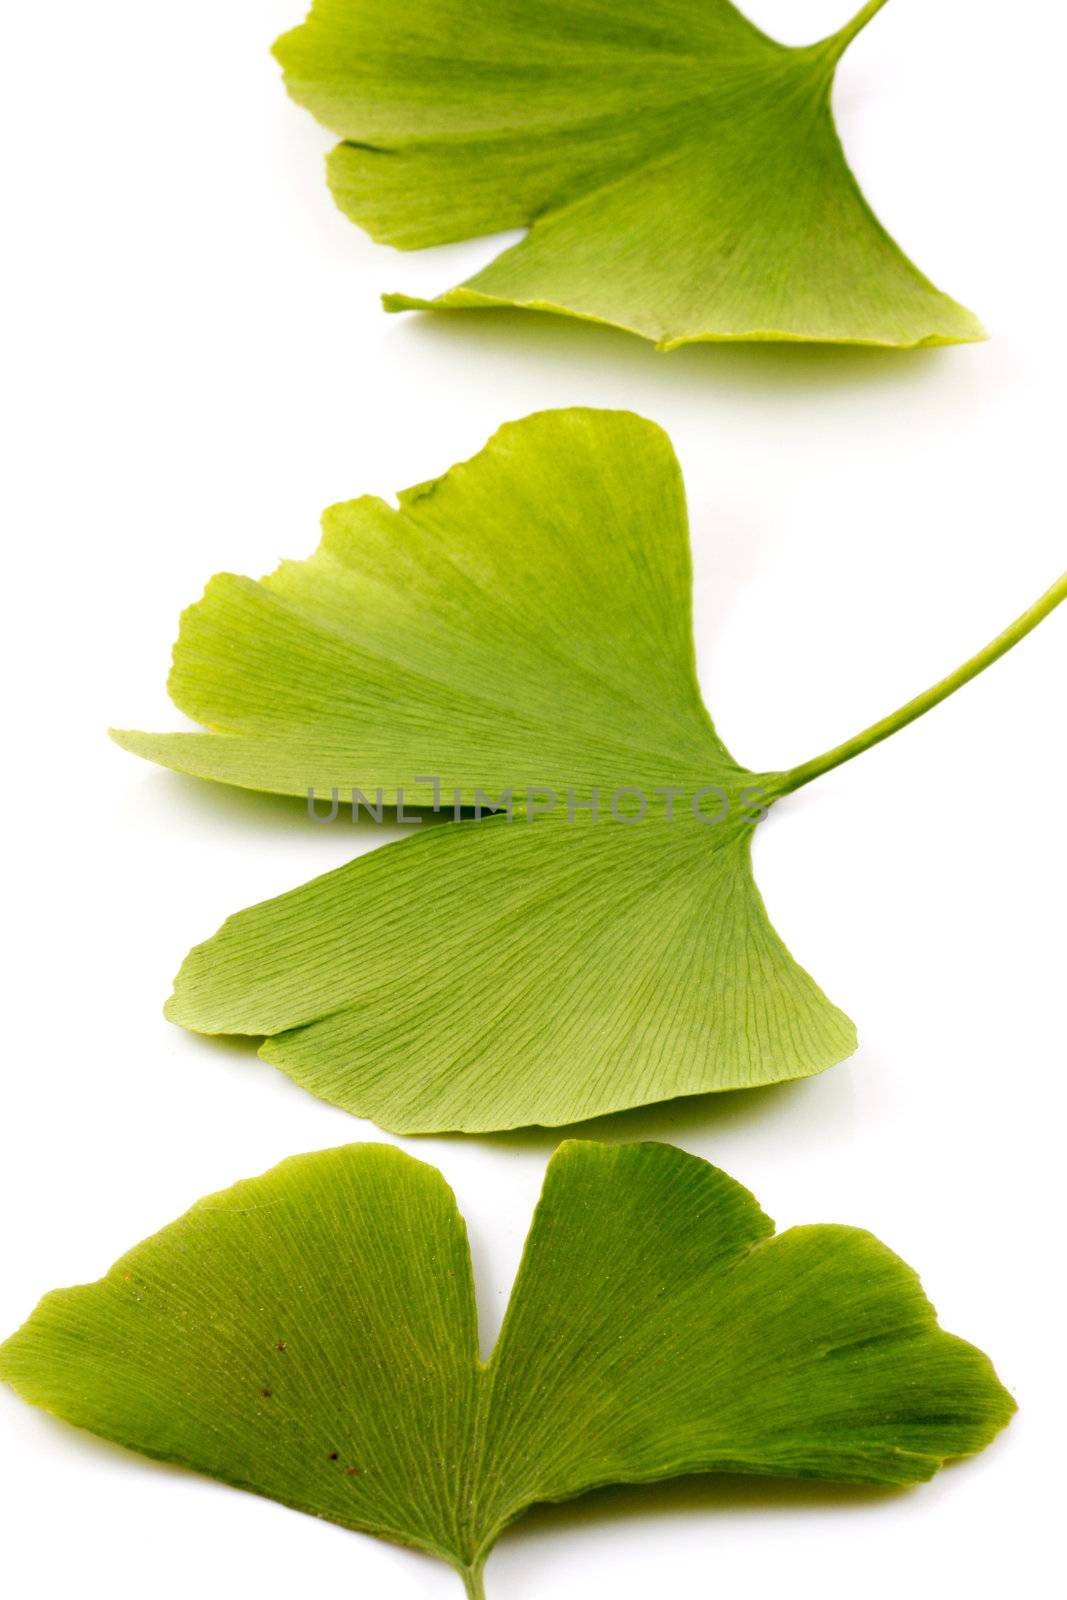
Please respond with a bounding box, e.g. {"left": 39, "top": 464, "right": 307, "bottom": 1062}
{"left": 111, "top": 409, "right": 1067, "bottom": 1133}
{"left": 273, "top": 0, "right": 983, "bottom": 349}
{"left": 0, "top": 1141, "right": 1015, "bottom": 1598}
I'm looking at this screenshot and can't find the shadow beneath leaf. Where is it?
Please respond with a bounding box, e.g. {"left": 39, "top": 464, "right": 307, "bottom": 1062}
{"left": 176, "top": 1019, "right": 857, "bottom": 1153}
{"left": 436, "top": 1073, "right": 833, "bottom": 1153}
{"left": 0, "top": 1394, "right": 914, "bottom": 1583}
{"left": 185, "top": 1029, "right": 265, "bottom": 1062}
{"left": 5, "top": 1396, "right": 193, "bottom": 1483}
{"left": 132, "top": 768, "right": 454, "bottom": 841}
{"left": 391, "top": 303, "right": 961, "bottom": 405}
{"left": 509, "top": 1467, "right": 905, "bottom": 1551}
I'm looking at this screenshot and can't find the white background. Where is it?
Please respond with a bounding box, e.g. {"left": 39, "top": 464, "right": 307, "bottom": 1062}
{"left": 1, "top": 1, "right": 1063, "bottom": 1595}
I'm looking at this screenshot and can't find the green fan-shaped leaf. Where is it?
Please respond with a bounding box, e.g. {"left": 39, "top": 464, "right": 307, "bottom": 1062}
{"left": 0, "top": 1141, "right": 1014, "bottom": 1597}
{"left": 112, "top": 409, "right": 1067, "bottom": 1133}
{"left": 274, "top": 0, "right": 982, "bottom": 349}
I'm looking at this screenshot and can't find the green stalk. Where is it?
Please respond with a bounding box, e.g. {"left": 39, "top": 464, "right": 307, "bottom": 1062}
{"left": 460, "top": 1561, "right": 487, "bottom": 1600}
{"left": 771, "top": 570, "right": 1067, "bottom": 800}
{"left": 822, "top": 0, "right": 892, "bottom": 61}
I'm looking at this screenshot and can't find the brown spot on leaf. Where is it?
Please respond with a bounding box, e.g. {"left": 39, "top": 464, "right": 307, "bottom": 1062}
{"left": 261, "top": 1388, "right": 273, "bottom": 1398}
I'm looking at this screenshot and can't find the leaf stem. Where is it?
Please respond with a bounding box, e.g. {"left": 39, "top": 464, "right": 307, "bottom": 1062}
{"left": 770, "top": 571, "right": 1067, "bottom": 799}
{"left": 822, "top": 0, "right": 892, "bottom": 61}
{"left": 460, "top": 1561, "right": 487, "bottom": 1600}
